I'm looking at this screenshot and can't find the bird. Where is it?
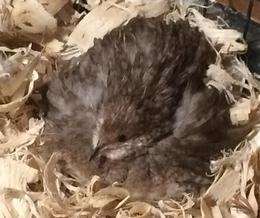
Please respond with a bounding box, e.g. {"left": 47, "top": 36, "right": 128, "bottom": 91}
{"left": 41, "top": 16, "right": 253, "bottom": 201}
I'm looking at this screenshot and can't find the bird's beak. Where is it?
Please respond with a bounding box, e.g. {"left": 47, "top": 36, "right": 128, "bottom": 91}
{"left": 89, "top": 146, "right": 101, "bottom": 161}
{"left": 89, "top": 139, "right": 103, "bottom": 161}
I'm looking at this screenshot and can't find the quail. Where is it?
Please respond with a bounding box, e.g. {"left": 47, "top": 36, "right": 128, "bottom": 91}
{"left": 42, "top": 17, "right": 252, "bottom": 200}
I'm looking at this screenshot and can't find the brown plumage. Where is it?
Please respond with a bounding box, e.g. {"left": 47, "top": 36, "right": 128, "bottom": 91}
{"left": 42, "top": 17, "right": 252, "bottom": 200}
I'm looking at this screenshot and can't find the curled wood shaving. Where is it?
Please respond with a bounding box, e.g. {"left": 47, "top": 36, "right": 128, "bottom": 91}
{"left": 0, "top": 158, "right": 39, "bottom": 190}
{"left": 67, "top": 0, "right": 169, "bottom": 56}
{"left": 230, "top": 98, "right": 252, "bottom": 126}
{"left": 0, "top": 0, "right": 259, "bottom": 218}
{"left": 0, "top": 118, "right": 44, "bottom": 154}
{"left": 11, "top": 0, "right": 57, "bottom": 34}
{"left": 188, "top": 8, "right": 247, "bottom": 54}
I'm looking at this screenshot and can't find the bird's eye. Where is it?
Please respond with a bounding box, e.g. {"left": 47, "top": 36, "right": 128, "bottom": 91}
{"left": 118, "top": 134, "right": 127, "bottom": 142}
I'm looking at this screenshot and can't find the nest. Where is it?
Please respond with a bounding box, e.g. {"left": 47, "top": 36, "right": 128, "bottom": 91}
{"left": 0, "top": 0, "right": 260, "bottom": 217}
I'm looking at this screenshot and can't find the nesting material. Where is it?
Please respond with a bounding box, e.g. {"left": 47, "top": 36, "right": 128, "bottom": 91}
{"left": 0, "top": 0, "right": 259, "bottom": 217}
{"left": 66, "top": 0, "right": 170, "bottom": 57}
{"left": 9, "top": 0, "right": 57, "bottom": 34}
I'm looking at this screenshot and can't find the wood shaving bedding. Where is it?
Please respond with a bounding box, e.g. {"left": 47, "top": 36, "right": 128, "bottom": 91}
{"left": 0, "top": 0, "right": 259, "bottom": 217}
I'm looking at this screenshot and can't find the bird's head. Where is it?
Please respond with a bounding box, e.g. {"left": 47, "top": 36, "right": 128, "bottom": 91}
{"left": 90, "top": 97, "right": 152, "bottom": 161}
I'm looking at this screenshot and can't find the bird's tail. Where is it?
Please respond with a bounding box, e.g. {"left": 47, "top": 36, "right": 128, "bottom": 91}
{"left": 172, "top": 84, "right": 259, "bottom": 158}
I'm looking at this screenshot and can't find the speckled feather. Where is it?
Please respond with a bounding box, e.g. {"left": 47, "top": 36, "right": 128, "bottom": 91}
{"left": 43, "top": 17, "right": 251, "bottom": 200}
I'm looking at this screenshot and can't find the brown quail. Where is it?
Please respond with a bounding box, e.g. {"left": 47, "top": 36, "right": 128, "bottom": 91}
{"left": 43, "top": 17, "right": 252, "bottom": 200}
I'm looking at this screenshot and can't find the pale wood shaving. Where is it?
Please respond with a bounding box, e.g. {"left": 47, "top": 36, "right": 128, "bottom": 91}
{"left": 11, "top": 0, "right": 57, "bottom": 34}
{"left": 0, "top": 0, "right": 259, "bottom": 217}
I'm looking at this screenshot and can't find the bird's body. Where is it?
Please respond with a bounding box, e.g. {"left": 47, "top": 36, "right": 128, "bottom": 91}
{"left": 43, "top": 17, "right": 251, "bottom": 200}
